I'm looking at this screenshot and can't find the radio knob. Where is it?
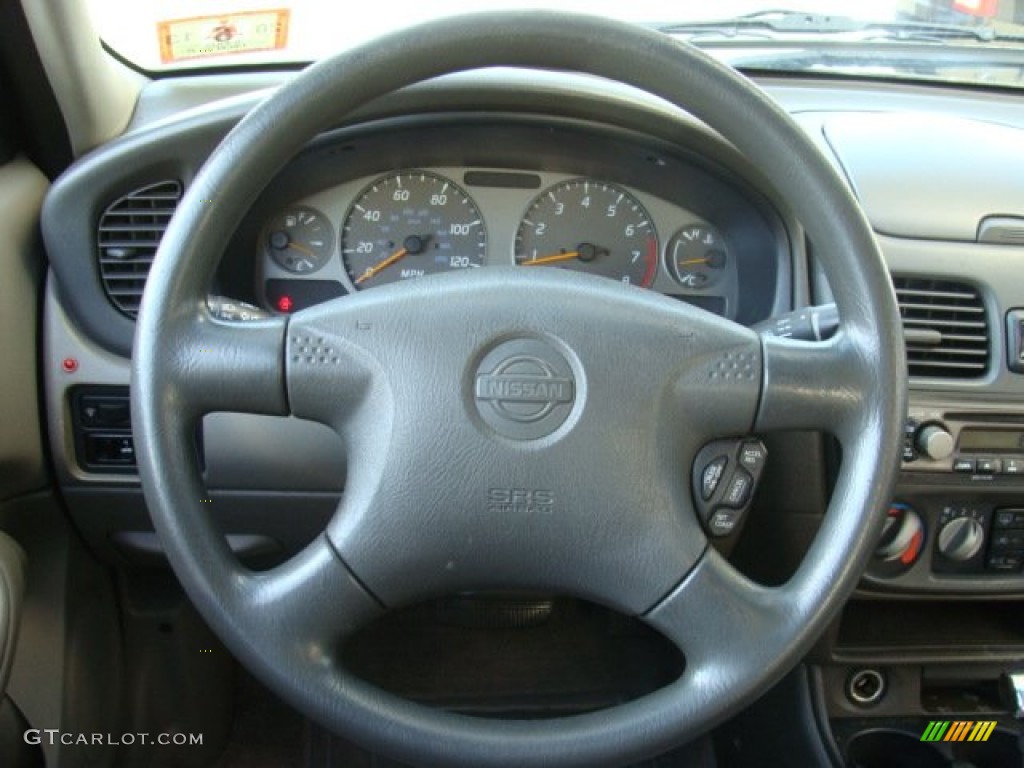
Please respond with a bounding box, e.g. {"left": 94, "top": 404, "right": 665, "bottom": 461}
{"left": 938, "top": 517, "right": 985, "bottom": 562}
{"left": 916, "top": 424, "right": 954, "bottom": 461}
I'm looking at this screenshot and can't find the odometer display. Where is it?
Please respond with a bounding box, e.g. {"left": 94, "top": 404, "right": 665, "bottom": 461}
{"left": 341, "top": 171, "right": 486, "bottom": 289}
{"left": 515, "top": 179, "right": 658, "bottom": 287}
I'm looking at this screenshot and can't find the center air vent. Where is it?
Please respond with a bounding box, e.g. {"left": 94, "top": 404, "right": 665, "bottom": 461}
{"left": 893, "top": 276, "right": 989, "bottom": 379}
{"left": 97, "top": 181, "right": 182, "bottom": 318}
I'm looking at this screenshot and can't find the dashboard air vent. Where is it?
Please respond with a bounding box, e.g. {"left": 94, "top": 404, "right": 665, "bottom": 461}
{"left": 97, "top": 181, "right": 182, "bottom": 317}
{"left": 893, "top": 276, "right": 989, "bottom": 379}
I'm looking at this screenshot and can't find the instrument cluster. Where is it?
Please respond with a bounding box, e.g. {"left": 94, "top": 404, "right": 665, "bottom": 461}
{"left": 258, "top": 167, "right": 739, "bottom": 318}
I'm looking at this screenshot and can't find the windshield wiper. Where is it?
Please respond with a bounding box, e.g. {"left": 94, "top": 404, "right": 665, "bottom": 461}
{"left": 657, "top": 10, "right": 1024, "bottom": 44}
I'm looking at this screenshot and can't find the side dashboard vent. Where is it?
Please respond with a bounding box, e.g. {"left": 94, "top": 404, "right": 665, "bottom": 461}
{"left": 893, "top": 276, "right": 989, "bottom": 379}
{"left": 97, "top": 181, "right": 182, "bottom": 317}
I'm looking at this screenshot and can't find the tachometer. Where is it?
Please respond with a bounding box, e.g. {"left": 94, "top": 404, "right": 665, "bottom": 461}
{"left": 341, "top": 171, "right": 486, "bottom": 289}
{"left": 514, "top": 179, "right": 658, "bottom": 287}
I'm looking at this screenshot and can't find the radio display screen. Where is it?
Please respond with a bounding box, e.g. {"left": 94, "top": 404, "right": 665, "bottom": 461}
{"left": 958, "top": 429, "right": 1024, "bottom": 453}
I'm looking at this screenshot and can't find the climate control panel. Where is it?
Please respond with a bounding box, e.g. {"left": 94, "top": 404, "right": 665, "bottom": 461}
{"left": 868, "top": 502, "right": 1024, "bottom": 588}
{"left": 872, "top": 401, "right": 1024, "bottom": 593}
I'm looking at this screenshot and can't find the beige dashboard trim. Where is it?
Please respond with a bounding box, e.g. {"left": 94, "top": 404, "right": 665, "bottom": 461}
{"left": 20, "top": 0, "right": 144, "bottom": 156}
{"left": 0, "top": 157, "right": 48, "bottom": 501}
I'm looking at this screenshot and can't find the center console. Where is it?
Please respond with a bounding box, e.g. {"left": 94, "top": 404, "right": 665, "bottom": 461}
{"left": 819, "top": 399, "right": 1024, "bottom": 768}
{"left": 864, "top": 402, "right": 1024, "bottom": 591}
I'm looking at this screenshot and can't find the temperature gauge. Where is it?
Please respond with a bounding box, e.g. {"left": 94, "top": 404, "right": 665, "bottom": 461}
{"left": 265, "top": 206, "right": 334, "bottom": 274}
{"left": 667, "top": 224, "right": 727, "bottom": 290}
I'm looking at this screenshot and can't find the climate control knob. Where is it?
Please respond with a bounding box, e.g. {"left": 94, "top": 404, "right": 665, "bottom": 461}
{"left": 876, "top": 505, "right": 925, "bottom": 565}
{"left": 916, "top": 424, "right": 954, "bottom": 461}
{"left": 938, "top": 517, "right": 985, "bottom": 562}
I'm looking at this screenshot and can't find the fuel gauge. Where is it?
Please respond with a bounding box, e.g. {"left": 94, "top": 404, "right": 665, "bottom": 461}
{"left": 667, "top": 224, "right": 727, "bottom": 290}
{"left": 265, "top": 206, "right": 334, "bottom": 274}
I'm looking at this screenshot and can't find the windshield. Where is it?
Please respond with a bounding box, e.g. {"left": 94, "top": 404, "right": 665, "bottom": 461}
{"left": 88, "top": 0, "right": 1024, "bottom": 88}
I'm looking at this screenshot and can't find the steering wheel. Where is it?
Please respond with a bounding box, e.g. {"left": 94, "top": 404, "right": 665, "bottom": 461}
{"left": 131, "top": 11, "right": 905, "bottom": 768}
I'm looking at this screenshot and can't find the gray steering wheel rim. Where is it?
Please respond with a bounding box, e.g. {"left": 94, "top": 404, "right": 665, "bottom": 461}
{"left": 131, "top": 10, "right": 906, "bottom": 768}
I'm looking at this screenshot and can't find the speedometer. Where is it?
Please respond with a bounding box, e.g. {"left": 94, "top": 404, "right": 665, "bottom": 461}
{"left": 341, "top": 171, "right": 486, "bottom": 289}
{"left": 514, "top": 179, "right": 659, "bottom": 288}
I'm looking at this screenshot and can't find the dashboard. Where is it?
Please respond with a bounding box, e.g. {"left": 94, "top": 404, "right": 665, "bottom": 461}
{"left": 51, "top": 110, "right": 792, "bottom": 363}
{"left": 34, "top": 64, "right": 1024, "bottom": 766}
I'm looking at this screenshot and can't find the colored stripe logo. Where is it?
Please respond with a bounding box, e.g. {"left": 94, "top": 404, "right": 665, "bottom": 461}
{"left": 921, "top": 721, "right": 997, "bottom": 742}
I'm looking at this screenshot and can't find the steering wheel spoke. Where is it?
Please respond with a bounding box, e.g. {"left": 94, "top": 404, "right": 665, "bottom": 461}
{"left": 755, "top": 331, "right": 871, "bottom": 439}
{"left": 137, "top": 312, "right": 290, "bottom": 418}
{"left": 234, "top": 536, "right": 383, "bottom": 655}
{"left": 646, "top": 550, "right": 794, "bottom": 680}
{"left": 669, "top": 329, "right": 762, "bottom": 443}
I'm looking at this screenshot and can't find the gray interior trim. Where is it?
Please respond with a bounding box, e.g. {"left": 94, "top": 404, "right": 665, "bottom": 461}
{"left": 822, "top": 112, "right": 1024, "bottom": 242}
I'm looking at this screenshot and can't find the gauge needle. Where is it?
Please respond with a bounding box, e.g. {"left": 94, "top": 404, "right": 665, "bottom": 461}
{"left": 355, "top": 247, "right": 408, "bottom": 285}
{"left": 522, "top": 243, "right": 601, "bottom": 266}
{"left": 679, "top": 250, "right": 725, "bottom": 268}
{"left": 354, "top": 235, "right": 434, "bottom": 285}
{"left": 287, "top": 241, "right": 315, "bottom": 257}
{"left": 522, "top": 250, "right": 579, "bottom": 266}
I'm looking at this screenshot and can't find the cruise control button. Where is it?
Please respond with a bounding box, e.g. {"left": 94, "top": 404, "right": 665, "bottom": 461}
{"left": 708, "top": 509, "right": 740, "bottom": 537}
{"left": 953, "top": 458, "right": 976, "bottom": 474}
{"left": 739, "top": 440, "right": 767, "bottom": 471}
{"left": 701, "top": 456, "right": 728, "bottom": 501}
{"left": 722, "top": 468, "right": 753, "bottom": 508}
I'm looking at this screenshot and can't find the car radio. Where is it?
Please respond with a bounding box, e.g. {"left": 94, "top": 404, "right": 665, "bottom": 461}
{"left": 902, "top": 407, "right": 1024, "bottom": 479}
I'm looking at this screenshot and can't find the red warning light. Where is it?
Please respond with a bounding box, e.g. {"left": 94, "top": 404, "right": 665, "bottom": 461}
{"left": 276, "top": 295, "right": 294, "bottom": 313}
{"left": 62, "top": 357, "right": 79, "bottom": 373}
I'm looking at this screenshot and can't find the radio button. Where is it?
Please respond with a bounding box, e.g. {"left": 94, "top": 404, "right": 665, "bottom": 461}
{"left": 977, "top": 458, "right": 1001, "bottom": 474}
{"left": 953, "top": 458, "right": 977, "bottom": 474}
{"left": 1002, "top": 458, "right": 1023, "bottom": 475}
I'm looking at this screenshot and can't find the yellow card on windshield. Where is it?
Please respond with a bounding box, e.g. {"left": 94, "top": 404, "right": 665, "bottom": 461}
{"left": 158, "top": 10, "right": 290, "bottom": 64}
